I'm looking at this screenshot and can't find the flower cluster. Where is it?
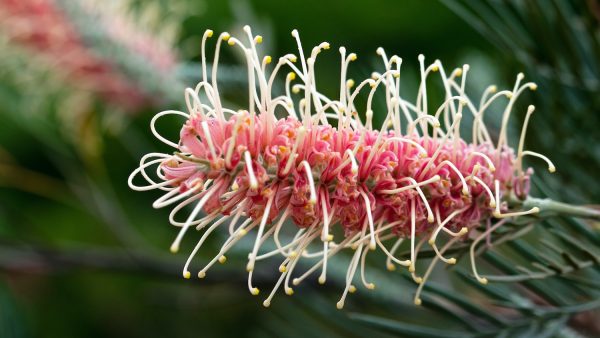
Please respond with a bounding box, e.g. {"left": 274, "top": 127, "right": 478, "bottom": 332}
{"left": 129, "top": 27, "right": 555, "bottom": 308}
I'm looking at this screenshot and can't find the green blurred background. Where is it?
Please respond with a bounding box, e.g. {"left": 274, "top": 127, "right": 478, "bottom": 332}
{"left": 0, "top": 1, "right": 599, "bottom": 337}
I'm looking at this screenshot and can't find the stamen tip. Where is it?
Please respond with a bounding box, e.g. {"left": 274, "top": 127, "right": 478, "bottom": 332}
{"left": 170, "top": 244, "right": 179, "bottom": 254}
{"left": 218, "top": 255, "right": 227, "bottom": 264}
{"left": 292, "top": 278, "right": 300, "bottom": 286}
{"left": 318, "top": 276, "right": 326, "bottom": 284}
{"left": 349, "top": 285, "right": 357, "bottom": 293}
{"left": 448, "top": 258, "right": 457, "bottom": 265}
{"left": 386, "top": 263, "right": 396, "bottom": 271}
{"left": 414, "top": 298, "right": 422, "bottom": 306}
{"left": 548, "top": 166, "right": 556, "bottom": 173}
{"left": 206, "top": 29, "right": 214, "bottom": 38}
{"left": 255, "top": 35, "right": 263, "bottom": 44}
{"left": 279, "top": 265, "right": 287, "bottom": 273}
{"left": 336, "top": 301, "right": 344, "bottom": 310}
{"left": 251, "top": 288, "right": 260, "bottom": 296}
{"left": 183, "top": 271, "right": 191, "bottom": 279}
{"left": 263, "top": 300, "right": 271, "bottom": 307}
{"left": 478, "top": 277, "right": 488, "bottom": 285}
{"left": 367, "top": 283, "right": 376, "bottom": 290}
{"left": 285, "top": 288, "right": 294, "bottom": 296}
{"left": 198, "top": 271, "right": 206, "bottom": 279}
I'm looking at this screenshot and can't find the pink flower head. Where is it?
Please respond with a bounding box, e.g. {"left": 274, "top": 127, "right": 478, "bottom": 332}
{"left": 129, "top": 27, "right": 556, "bottom": 307}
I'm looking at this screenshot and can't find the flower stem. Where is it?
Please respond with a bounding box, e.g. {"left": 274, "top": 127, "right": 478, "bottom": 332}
{"left": 513, "top": 196, "right": 600, "bottom": 221}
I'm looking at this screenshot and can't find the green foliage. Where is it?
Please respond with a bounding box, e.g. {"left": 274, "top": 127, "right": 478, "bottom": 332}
{"left": 443, "top": 0, "right": 600, "bottom": 203}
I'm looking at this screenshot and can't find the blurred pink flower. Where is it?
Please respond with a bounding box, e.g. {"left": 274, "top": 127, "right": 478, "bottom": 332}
{"left": 0, "top": 0, "right": 177, "bottom": 111}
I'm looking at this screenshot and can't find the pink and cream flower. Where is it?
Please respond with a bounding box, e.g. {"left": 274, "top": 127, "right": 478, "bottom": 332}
{"left": 129, "top": 27, "right": 555, "bottom": 308}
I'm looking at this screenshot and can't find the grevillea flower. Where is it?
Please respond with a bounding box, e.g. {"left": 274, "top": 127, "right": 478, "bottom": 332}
{"left": 0, "top": 0, "right": 177, "bottom": 111}
{"left": 129, "top": 27, "right": 556, "bottom": 308}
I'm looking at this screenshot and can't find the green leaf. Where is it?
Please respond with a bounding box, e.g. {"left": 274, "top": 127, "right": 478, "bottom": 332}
{"left": 349, "top": 313, "right": 473, "bottom": 338}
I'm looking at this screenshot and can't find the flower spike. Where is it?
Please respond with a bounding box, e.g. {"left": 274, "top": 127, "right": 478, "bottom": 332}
{"left": 129, "top": 28, "right": 556, "bottom": 308}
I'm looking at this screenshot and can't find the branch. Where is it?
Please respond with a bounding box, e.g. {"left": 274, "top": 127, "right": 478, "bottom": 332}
{"left": 0, "top": 240, "right": 271, "bottom": 284}
{"left": 518, "top": 197, "right": 600, "bottom": 221}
